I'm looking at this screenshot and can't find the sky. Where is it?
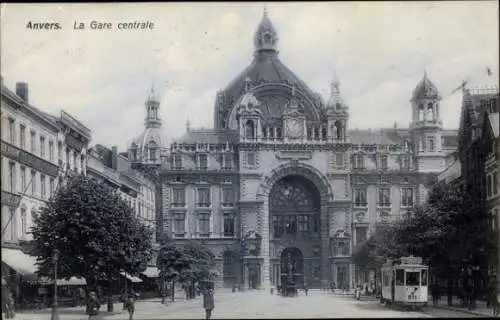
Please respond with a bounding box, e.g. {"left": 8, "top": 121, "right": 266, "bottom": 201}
{"left": 1, "top": 2, "right": 498, "bottom": 152}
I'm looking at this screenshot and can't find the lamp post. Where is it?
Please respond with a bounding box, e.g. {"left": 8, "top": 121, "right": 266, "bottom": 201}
{"left": 50, "top": 249, "right": 60, "bottom": 320}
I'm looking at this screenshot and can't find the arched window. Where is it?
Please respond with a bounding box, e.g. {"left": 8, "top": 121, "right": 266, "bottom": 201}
{"left": 148, "top": 141, "right": 158, "bottom": 161}
{"left": 335, "top": 121, "right": 343, "bottom": 140}
{"left": 418, "top": 104, "right": 425, "bottom": 121}
{"left": 245, "top": 120, "right": 255, "bottom": 140}
{"left": 427, "top": 103, "right": 434, "bottom": 121}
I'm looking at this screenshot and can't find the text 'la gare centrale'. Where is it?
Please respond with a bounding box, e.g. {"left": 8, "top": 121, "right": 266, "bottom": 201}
{"left": 25, "top": 20, "right": 155, "bottom": 30}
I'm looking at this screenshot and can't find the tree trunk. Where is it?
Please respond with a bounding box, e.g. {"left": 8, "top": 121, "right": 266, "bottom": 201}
{"left": 171, "top": 280, "right": 175, "bottom": 302}
{"left": 107, "top": 277, "right": 114, "bottom": 312}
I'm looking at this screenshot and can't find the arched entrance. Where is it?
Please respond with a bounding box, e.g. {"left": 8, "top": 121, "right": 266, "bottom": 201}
{"left": 280, "top": 247, "right": 304, "bottom": 286}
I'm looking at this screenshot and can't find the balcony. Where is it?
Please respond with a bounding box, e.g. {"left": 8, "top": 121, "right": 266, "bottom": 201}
{"left": 196, "top": 202, "right": 211, "bottom": 208}
{"left": 171, "top": 202, "right": 186, "bottom": 208}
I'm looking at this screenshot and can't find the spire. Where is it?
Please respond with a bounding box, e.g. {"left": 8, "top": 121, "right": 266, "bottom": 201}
{"left": 148, "top": 80, "right": 157, "bottom": 102}
{"left": 330, "top": 70, "right": 340, "bottom": 96}
{"left": 186, "top": 119, "right": 191, "bottom": 132}
{"left": 327, "top": 71, "right": 345, "bottom": 110}
{"left": 253, "top": 6, "right": 279, "bottom": 53}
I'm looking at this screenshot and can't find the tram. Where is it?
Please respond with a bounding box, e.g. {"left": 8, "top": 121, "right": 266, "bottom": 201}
{"left": 380, "top": 256, "right": 429, "bottom": 310}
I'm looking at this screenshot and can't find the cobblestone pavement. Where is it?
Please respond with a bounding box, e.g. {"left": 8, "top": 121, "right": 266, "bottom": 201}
{"left": 14, "top": 289, "right": 485, "bottom": 319}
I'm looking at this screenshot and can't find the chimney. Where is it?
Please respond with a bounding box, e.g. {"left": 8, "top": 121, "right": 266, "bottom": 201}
{"left": 16, "top": 82, "right": 29, "bottom": 103}
{"left": 111, "top": 146, "right": 118, "bottom": 170}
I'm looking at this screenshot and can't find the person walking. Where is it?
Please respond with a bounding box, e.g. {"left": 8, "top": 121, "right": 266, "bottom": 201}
{"left": 203, "top": 288, "right": 215, "bottom": 320}
{"left": 4, "top": 292, "right": 15, "bottom": 319}
{"left": 88, "top": 291, "right": 101, "bottom": 320}
{"left": 125, "top": 295, "right": 135, "bottom": 320}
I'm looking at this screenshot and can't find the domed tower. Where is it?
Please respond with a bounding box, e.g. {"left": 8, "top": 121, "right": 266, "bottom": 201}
{"left": 128, "top": 84, "right": 164, "bottom": 165}
{"left": 409, "top": 71, "right": 444, "bottom": 172}
{"left": 325, "top": 72, "right": 349, "bottom": 142}
{"left": 253, "top": 7, "right": 279, "bottom": 54}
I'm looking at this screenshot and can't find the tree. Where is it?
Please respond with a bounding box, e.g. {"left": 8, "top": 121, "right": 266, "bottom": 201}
{"left": 156, "top": 237, "right": 187, "bottom": 303}
{"left": 31, "top": 174, "right": 153, "bottom": 311}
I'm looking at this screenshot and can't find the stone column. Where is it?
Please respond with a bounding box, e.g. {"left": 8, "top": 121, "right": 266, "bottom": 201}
{"left": 259, "top": 201, "right": 271, "bottom": 290}
{"left": 320, "top": 204, "right": 331, "bottom": 288}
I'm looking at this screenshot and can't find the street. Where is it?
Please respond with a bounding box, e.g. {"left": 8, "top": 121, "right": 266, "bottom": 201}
{"left": 15, "top": 290, "right": 482, "bottom": 319}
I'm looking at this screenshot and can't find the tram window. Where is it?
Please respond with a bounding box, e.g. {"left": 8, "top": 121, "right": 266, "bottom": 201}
{"left": 395, "top": 269, "right": 404, "bottom": 285}
{"left": 421, "top": 270, "right": 428, "bottom": 286}
{"left": 406, "top": 271, "right": 420, "bottom": 286}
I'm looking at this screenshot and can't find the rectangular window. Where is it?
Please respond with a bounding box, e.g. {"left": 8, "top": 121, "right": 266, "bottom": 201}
{"left": 173, "top": 154, "right": 182, "bottom": 169}
{"left": 172, "top": 188, "right": 185, "bottom": 206}
{"left": 57, "top": 142, "right": 62, "bottom": 162}
{"left": 247, "top": 152, "right": 256, "bottom": 166}
{"left": 354, "top": 154, "right": 365, "bottom": 169}
{"left": 20, "top": 166, "right": 26, "bottom": 192}
{"left": 494, "top": 172, "right": 498, "bottom": 195}
{"left": 197, "top": 188, "right": 211, "bottom": 207}
{"left": 198, "top": 154, "right": 208, "bottom": 170}
{"left": 30, "top": 131, "right": 36, "bottom": 153}
{"left": 65, "top": 148, "right": 70, "bottom": 166}
{"left": 378, "top": 187, "right": 391, "bottom": 207}
{"left": 41, "top": 174, "right": 46, "bottom": 199}
{"left": 19, "top": 124, "right": 26, "bottom": 149}
{"left": 401, "top": 187, "right": 414, "bottom": 207}
{"left": 380, "top": 155, "right": 388, "bottom": 170}
{"left": 354, "top": 188, "right": 367, "bottom": 207}
{"left": 174, "top": 213, "right": 185, "bottom": 236}
{"left": 335, "top": 241, "right": 350, "bottom": 256}
{"left": 307, "top": 127, "right": 312, "bottom": 140}
{"left": 396, "top": 269, "right": 405, "bottom": 286}
{"left": 9, "top": 118, "right": 15, "bottom": 144}
{"left": 427, "top": 137, "right": 435, "bottom": 152}
{"left": 198, "top": 213, "right": 210, "bottom": 237}
{"left": 73, "top": 152, "right": 78, "bottom": 171}
{"left": 276, "top": 127, "right": 282, "bottom": 139}
{"left": 40, "top": 136, "right": 45, "bottom": 158}
{"left": 223, "top": 213, "right": 235, "bottom": 237}
{"left": 421, "top": 270, "right": 428, "bottom": 286}
{"left": 49, "top": 178, "right": 55, "bottom": 197}
{"left": 8, "top": 162, "right": 16, "bottom": 193}
{"left": 223, "top": 154, "right": 233, "bottom": 170}
{"left": 298, "top": 215, "right": 309, "bottom": 233}
{"left": 355, "top": 227, "right": 367, "bottom": 244}
{"left": 31, "top": 170, "right": 36, "bottom": 195}
{"left": 272, "top": 215, "right": 284, "bottom": 238}
{"left": 311, "top": 215, "right": 320, "bottom": 233}
{"left": 284, "top": 215, "right": 297, "bottom": 235}
{"left": 402, "top": 155, "right": 410, "bottom": 169}
{"left": 335, "top": 153, "right": 344, "bottom": 167}
{"left": 222, "top": 188, "right": 234, "bottom": 207}
{"left": 487, "top": 175, "right": 492, "bottom": 197}
{"left": 405, "top": 271, "right": 420, "bottom": 286}
{"left": 49, "top": 140, "right": 54, "bottom": 161}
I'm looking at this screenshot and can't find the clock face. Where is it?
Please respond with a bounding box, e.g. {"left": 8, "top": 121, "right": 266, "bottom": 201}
{"left": 287, "top": 119, "right": 302, "bottom": 138}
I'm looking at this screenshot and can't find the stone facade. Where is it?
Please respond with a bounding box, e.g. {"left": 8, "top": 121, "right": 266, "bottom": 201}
{"left": 128, "top": 12, "right": 458, "bottom": 290}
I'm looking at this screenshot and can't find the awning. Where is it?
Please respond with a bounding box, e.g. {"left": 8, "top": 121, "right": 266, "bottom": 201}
{"left": 1, "top": 248, "right": 38, "bottom": 275}
{"left": 120, "top": 272, "right": 142, "bottom": 283}
{"left": 142, "top": 267, "right": 159, "bottom": 278}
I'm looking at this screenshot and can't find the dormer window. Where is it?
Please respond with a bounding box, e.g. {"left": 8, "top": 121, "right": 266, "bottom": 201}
{"left": 173, "top": 154, "right": 182, "bottom": 170}
{"left": 148, "top": 141, "right": 158, "bottom": 161}
{"left": 245, "top": 120, "right": 255, "bottom": 140}
{"left": 198, "top": 154, "right": 208, "bottom": 170}
{"left": 264, "top": 32, "right": 272, "bottom": 44}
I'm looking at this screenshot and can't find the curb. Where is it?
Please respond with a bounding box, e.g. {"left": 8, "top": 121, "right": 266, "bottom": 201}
{"left": 431, "top": 304, "right": 494, "bottom": 317}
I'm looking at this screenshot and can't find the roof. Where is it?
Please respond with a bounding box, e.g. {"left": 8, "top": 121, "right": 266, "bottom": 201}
{"left": 177, "top": 129, "right": 238, "bottom": 144}
{"left": 412, "top": 72, "right": 441, "bottom": 101}
{"left": 349, "top": 129, "right": 408, "bottom": 145}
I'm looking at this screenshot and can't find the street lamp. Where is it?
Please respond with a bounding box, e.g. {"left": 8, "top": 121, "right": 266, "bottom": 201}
{"left": 50, "top": 249, "right": 60, "bottom": 320}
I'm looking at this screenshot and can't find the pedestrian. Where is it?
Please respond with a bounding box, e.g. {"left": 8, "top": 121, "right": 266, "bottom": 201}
{"left": 88, "top": 291, "right": 100, "bottom": 320}
{"left": 203, "top": 288, "right": 215, "bottom": 320}
{"left": 4, "top": 292, "right": 15, "bottom": 319}
{"left": 303, "top": 282, "right": 308, "bottom": 296}
{"left": 125, "top": 295, "right": 135, "bottom": 320}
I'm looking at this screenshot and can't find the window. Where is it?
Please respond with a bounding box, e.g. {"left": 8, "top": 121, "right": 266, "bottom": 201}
{"left": 307, "top": 127, "right": 312, "bottom": 140}
{"left": 380, "top": 155, "right": 388, "bottom": 170}
{"left": 73, "top": 152, "right": 78, "bottom": 171}
{"left": 427, "top": 137, "right": 435, "bottom": 152}
{"left": 402, "top": 155, "right": 410, "bottom": 169}
{"left": 19, "top": 124, "right": 26, "bottom": 149}
{"left": 421, "top": 270, "right": 428, "bottom": 286}
{"left": 222, "top": 188, "right": 234, "bottom": 207}
{"left": 276, "top": 127, "right": 282, "bottom": 139}
{"left": 148, "top": 141, "right": 158, "bottom": 161}
{"left": 355, "top": 227, "right": 367, "bottom": 244}
{"left": 401, "top": 187, "right": 414, "bottom": 207}
{"left": 173, "top": 154, "right": 182, "bottom": 169}
{"left": 379, "top": 211, "right": 390, "bottom": 223}
{"left": 197, "top": 188, "right": 211, "bottom": 207}
{"left": 378, "top": 187, "right": 391, "bottom": 207}
{"left": 335, "top": 153, "right": 344, "bottom": 167}
{"left": 7, "top": 117, "right": 15, "bottom": 144}
{"left": 198, "top": 213, "right": 210, "bottom": 237}
{"left": 487, "top": 175, "right": 492, "bottom": 197}
{"left": 298, "top": 215, "right": 309, "bottom": 233}
{"left": 21, "top": 208, "right": 27, "bottom": 237}
{"left": 30, "top": 130, "right": 36, "bottom": 153}
{"left": 65, "top": 148, "right": 70, "bottom": 166}
{"left": 57, "top": 142, "right": 62, "bottom": 162}
{"left": 80, "top": 155, "right": 85, "bottom": 173}
{"left": 247, "top": 152, "right": 256, "bottom": 166}
{"left": 174, "top": 213, "right": 185, "bottom": 236}
{"left": 172, "top": 188, "right": 185, "bottom": 206}
{"left": 31, "top": 170, "right": 36, "bottom": 195}
{"left": 245, "top": 120, "right": 255, "bottom": 140}
{"left": 49, "top": 178, "right": 55, "bottom": 197}
{"left": 49, "top": 140, "right": 54, "bottom": 161}
{"left": 223, "top": 213, "right": 235, "bottom": 237}
{"left": 353, "top": 154, "right": 365, "bottom": 169}
{"left": 8, "top": 162, "right": 16, "bottom": 193}
{"left": 223, "top": 154, "right": 233, "bottom": 170}
{"left": 405, "top": 271, "right": 420, "bottom": 286}
{"left": 311, "top": 215, "right": 320, "bottom": 233}
{"left": 272, "top": 216, "right": 284, "bottom": 238}
{"left": 284, "top": 215, "right": 297, "bottom": 235}
{"left": 40, "top": 175, "right": 46, "bottom": 199}
{"left": 198, "top": 154, "right": 208, "bottom": 170}
{"left": 493, "top": 172, "right": 498, "bottom": 195}
{"left": 396, "top": 269, "right": 404, "bottom": 285}
{"left": 40, "top": 136, "right": 45, "bottom": 158}
{"left": 334, "top": 241, "right": 350, "bottom": 256}
{"left": 20, "top": 166, "right": 26, "bottom": 192}
{"left": 353, "top": 188, "right": 367, "bottom": 207}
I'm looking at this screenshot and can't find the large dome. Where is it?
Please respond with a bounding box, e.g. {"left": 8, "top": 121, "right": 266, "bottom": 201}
{"left": 213, "top": 11, "right": 324, "bottom": 129}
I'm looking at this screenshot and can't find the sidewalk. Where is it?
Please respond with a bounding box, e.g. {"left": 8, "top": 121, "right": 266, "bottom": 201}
{"left": 428, "top": 296, "right": 497, "bottom": 317}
